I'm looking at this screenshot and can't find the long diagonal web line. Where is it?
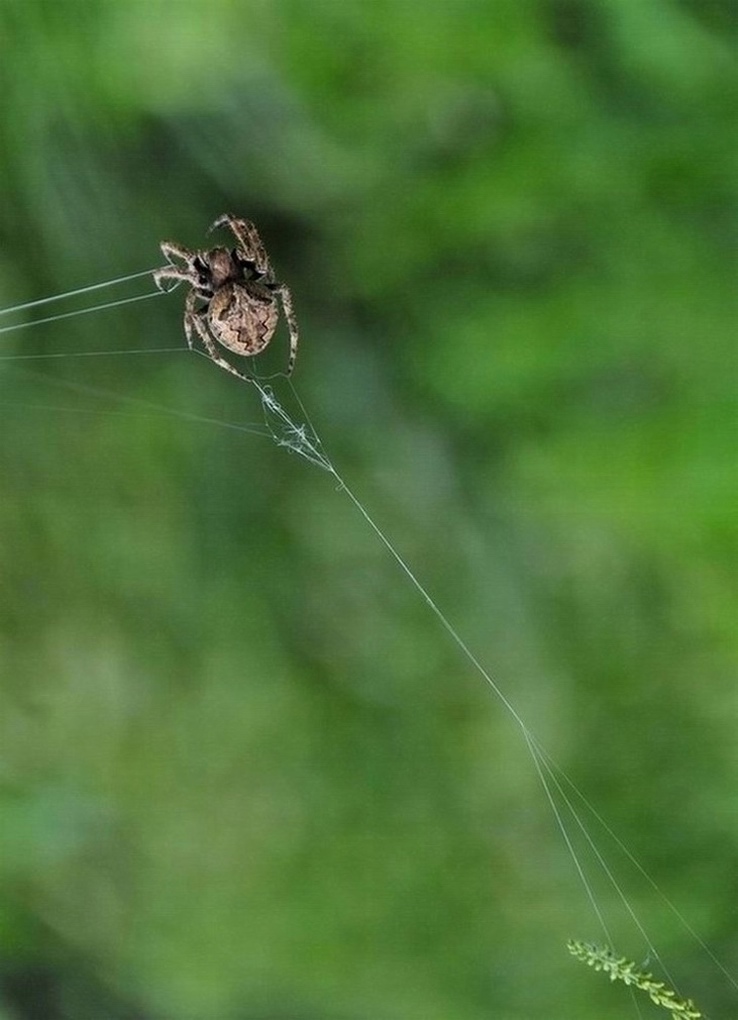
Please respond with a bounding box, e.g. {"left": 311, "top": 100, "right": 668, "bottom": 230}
{"left": 259, "top": 376, "right": 737, "bottom": 999}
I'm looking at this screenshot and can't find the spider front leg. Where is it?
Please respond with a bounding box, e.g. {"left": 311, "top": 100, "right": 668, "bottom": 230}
{"left": 153, "top": 242, "right": 201, "bottom": 293}
{"left": 209, "top": 214, "right": 274, "bottom": 279}
{"left": 276, "top": 284, "right": 299, "bottom": 377}
{"left": 184, "top": 291, "right": 256, "bottom": 385}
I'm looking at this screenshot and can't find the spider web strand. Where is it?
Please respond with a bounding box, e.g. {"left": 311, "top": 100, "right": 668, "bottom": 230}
{"left": 0, "top": 290, "right": 163, "bottom": 335}
{"left": 0, "top": 268, "right": 158, "bottom": 318}
{"left": 252, "top": 381, "right": 736, "bottom": 1002}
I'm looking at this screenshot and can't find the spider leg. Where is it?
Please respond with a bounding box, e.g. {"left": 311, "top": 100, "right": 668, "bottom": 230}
{"left": 209, "top": 214, "right": 274, "bottom": 279}
{"left": 185, "top": 291, "right": 256, "bottom": 385}
{"left": 160, "top": 241, "right": 198, "bottom": 265}
{"left": 154, "top": 242, "right": 203, "bottom": 292}
{"left": 275, "top": 284, "right": 299, "bottom": 377}
{"left": 183, "top": 290, "right": 200, "bottom": 351}
{"left": 153, "top": 265, "right": 198, "bottom": 293}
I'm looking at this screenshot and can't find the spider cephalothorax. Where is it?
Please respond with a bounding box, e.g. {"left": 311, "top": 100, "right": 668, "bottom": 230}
{"left": 153, "top": 214, "right": 298, "bottom": 381}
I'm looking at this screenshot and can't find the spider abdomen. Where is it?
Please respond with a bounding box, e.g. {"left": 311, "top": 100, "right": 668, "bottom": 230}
{"left": 208, "top": 282, "right": 278, "bottom": 357}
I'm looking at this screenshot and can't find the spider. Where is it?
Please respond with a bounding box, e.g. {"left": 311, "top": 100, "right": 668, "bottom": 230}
{"left": 153, "top": 214, "right": 298, "bottom": 382}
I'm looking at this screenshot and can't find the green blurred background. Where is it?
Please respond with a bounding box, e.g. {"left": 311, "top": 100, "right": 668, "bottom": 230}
{"left": 0, "top": 1, "right": 736, "bottom": 1017}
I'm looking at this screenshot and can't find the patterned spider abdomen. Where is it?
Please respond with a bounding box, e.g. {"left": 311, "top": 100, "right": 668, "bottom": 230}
{"left": 208, "top": 281, "right": 279, "bottom": 357}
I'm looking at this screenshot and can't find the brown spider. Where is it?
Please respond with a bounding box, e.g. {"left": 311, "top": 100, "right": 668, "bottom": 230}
{"left": 153, "top": 214, "right": 298, "bottom": 381}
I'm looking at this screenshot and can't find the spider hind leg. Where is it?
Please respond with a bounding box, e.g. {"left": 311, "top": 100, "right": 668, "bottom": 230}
{"left": 184, "top": 291, "right": 256, "bottom": 384}
{"left": 275, "top": 284, "right": 299, "bottom": 377}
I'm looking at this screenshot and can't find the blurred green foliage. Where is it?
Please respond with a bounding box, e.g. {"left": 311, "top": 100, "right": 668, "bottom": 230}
{"left": 0, "top": 1, "right": 736, "bottom": 1018}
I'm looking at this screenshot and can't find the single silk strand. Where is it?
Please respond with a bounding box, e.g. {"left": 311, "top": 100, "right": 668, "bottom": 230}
{"left": 0, "top": 268, "right": 157, "bottom": 317}
{"left": 0, "top": 346, "right": 185, "bottom": 362}
{"left": 0, "top": 290, "right": 163, "bottom": 335}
